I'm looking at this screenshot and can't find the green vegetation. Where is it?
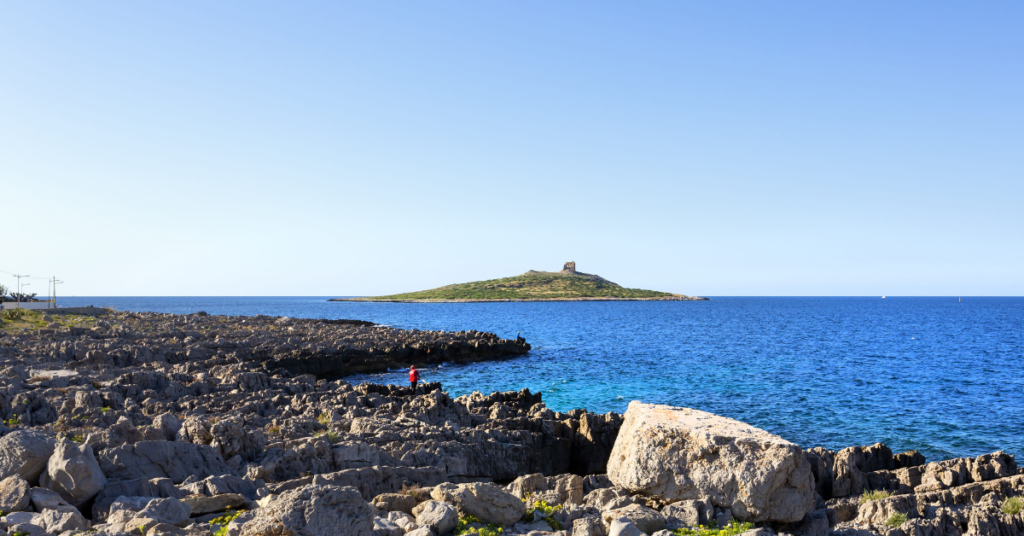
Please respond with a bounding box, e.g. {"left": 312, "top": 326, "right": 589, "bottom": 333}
{"left": 4, "top": 416, "right": 18, "bottom": 427}
{"left": 210, "top": 509, "right": 245, "bottom": 536}
{"left": 454, "top": 515, "right": 504, "bottom": 535}
{"left": 0, "top": 309, "right": 97, "bottom": 333}
{"left": 521, "top": 497, "right": 562, "bottom": 530}
{"left": 314, "top": 429, "right": 341, "bottom": 443}
{"left": 674, "top": 521, "right": 755, "bottom": 536}
{"left": 347, "top": 271, "right": 679, "bottom": 301}
{"left": 884, "top": 513, "right": 908, "bottom": 528}
{"left": 1001, "top": 496, "right": 1023, "bottom": 515}
{"left": 860, "top": 489, "right": 893, "bottom": 503}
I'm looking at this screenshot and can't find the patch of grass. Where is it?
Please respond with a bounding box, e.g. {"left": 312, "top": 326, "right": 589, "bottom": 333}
{"left": 4, "top": 416, "right": 18, "bottom": 427}
{"left": 210, "top": 509, "right": 245, "bottom": 536}
{"left": 101, "top": 407, "right": 110, "bottom": 413}
{"left": 317, "top": 413, "right": 332, "bottom": 425}
{"left": 521, "top": 498, "right": 561, "bottom": 519}
{"left": 860, "top": 489, "right": 893, "bottom": 503}
{"left": 674, "top": 521, "right": 755, "bottom": 536}
{"left": 521, "top": 498, "right": 561, "bottom": 528}
{"left": 1001, "top": 496, "right": 1023, "bottom": 515}
{"left": 268, "top": 425, "right": 281, "bottom": 435}
{"left": 0, "top": 310, "right": 97, "bottom": 333}
{"left": 884, "top": 513, "right": 908, "bottom": 528}
{"left": 454, "top": 515, "right": 504, "bottom": 536}
{"left": 313, "top": 429, "right": 341, "bottom": 443}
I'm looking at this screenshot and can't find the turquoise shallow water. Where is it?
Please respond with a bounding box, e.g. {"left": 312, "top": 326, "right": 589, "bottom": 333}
{"left": 61, "top": 296, "right": 1024, "bottom": 461}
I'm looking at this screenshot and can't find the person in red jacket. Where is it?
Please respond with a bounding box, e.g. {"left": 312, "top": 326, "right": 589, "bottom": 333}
{"left": 409, "top": 365, "right": 421, "bottom": 393}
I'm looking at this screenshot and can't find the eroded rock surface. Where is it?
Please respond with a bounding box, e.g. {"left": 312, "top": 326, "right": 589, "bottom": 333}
{"left": 607, "top": 401, "right": 816, "bottom": 523}
{"left": 0, "top": 310, "right": 1019, "bottom": 536}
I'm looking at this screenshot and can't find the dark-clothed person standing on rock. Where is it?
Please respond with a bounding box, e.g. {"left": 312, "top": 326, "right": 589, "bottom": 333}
{"left": 409, "top": 365, "right": 420, "bottom": 393}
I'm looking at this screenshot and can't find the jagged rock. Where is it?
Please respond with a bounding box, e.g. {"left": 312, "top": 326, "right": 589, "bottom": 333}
{"left": 310, "top": 466, "right": 447, "bottom": 501}
{"left": 583, "top": 475, "right": 613, "bottom": 494}
{"left": 29, "top": 486, "right": 78, "bottom": 513}
{"left": 430, "top": 482, "right": 526, "bottom": 526}
{"left": 38, "top": 508, "right": 90, "bottom": 533}
{"left": 607, "top": 402, "right": 814, "bottom": 522}
{"left": 371, "top": 492, "right": 418, "bottom": 514}
{"left": 608, "top": 517, "right": 645, "bottom": 536}
{"left": 583, "top": 487, "right": 634, "bottom": 511}
{"left": 239, "top": 484, "right": 373, "bottom": 536}
{"left": 0, "top": 430, "right": 56, "bottom": 484}
{"left": 574, "top": 516, "right": 608, "bottom": 536}
{"left": 552, "top": 504, "right": 600, "bottom": 529}
{"left": 547, "top": 474, "right": 584, "bottom": 505}
{"left": 373, "top": 516, "right": 404, "bottom": 536}
{"left": 832, "top": 444, "right": 894, "bottom": 498}
{"left": 0, "top": 475, "right": 31, "bottom": 512}
{"left": 4, "top": 511, "right": 42, "bottom": 526}
{"left": 805, "top": 448, "right": 835, "bottom": 500}
{"left": 386, "top": 510, "right": 418, "bottom": 531}
{"left": 511, "top": 473, "right": 547, "bottom": 499}
{"left": 413, "top": 500, "right": 458, "bottom": 535}
{"left": 41, "top": 440, "right": 107, "bottom": 508}
{"left": 98, "top": 441, "right": 234, "bottom": 484}
{"left": 107, "top": 496, "right": 160, "bottom": 525}
{"left": 92, "top": 477, "right": 186, "bottom": 521}
{"left": 225, "top": 511, "right": 255, "bottom": 536}
{"left": 136, "top": 498, "right": 191, "bottom": 527}
{"left": 6, "top": 522, "right": 47, "bottom": 536}
{"left": 181, "top": 493, "right": 246, "bottom": 515}
{"left": 662, "top": 498, "right": 714, "bottom": 528}
{"left": 602, "top": 503, "right": 667, "bottom": 534}
{"left": 178, "top": 416, "right": 266, "bottom": 462}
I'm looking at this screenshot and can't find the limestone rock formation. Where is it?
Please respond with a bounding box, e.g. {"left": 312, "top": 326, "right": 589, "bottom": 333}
{"left": 0, "top": 430, "right": 56, "bottom": 484}
{"left": 413, "top": 500, "right": 458, "bottom": 534}
{"left": 41, "top": 440, "right": 107, "bottom": 508}
{"left": 239, "top": 484, "right": 373, "bottom": 536}
{"left": 430, "top": 482, "right": 527, "bottom": 526}
{"left": 607, "top": 401, "right": 815, "bottom": 523}
{"left": 0, "top": 475, "right": 30, "bottom": 512}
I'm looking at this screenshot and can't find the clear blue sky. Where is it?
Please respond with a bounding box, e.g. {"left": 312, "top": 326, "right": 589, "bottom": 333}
{"left": 2, "top": 2, "right": 1021, "bottom": 296}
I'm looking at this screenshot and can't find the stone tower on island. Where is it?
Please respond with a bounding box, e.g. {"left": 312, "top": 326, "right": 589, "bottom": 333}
{"left": 561, "top": 262, "right": 577, "bottom": 274}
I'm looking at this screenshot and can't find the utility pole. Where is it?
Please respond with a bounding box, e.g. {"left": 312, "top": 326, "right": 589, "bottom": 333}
{"left": 52, "top": 277, "right": 63, "bottom": 309}
{"left": 12, "top": 274, "right": 29, "bottom": 309}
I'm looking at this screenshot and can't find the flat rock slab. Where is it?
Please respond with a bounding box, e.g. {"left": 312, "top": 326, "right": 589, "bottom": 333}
{"left": 607, "top": 401, "right": 814, "bottom": 523}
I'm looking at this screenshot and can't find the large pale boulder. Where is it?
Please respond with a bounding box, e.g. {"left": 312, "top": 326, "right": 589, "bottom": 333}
{"left": 42, "top": 440, "right": 107, "bottom": 508}
{"left": 239, "top": 484, "right": 373, "bottom": 536}
{"left": 413, "top": 500, "right": 458, "bottom": 535}
{"left": 607, "top": 402, "right": 814, "bottom": 523}
{"left": 0, "top": 430, "right": 56, "bottom": 484}
{"left": 430, "top": 482, "right": 526, "bottom": 526}
{"left": 0, "top": 475, "right": 31, "bottom": 512}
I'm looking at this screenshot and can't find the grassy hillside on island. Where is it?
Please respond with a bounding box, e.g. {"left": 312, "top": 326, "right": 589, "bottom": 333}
{"left": 333, "top": 264, "right": 706, "bottom": 302}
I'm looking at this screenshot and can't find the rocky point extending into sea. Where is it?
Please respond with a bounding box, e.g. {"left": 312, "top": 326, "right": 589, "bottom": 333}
{"left": 0, "top": 310, "right": 1019, "bottom": 536}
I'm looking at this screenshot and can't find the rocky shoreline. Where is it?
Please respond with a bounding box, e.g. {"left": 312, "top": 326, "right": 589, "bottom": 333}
{"left": 0, "top": 310, "right": 1018, "bottom": 536}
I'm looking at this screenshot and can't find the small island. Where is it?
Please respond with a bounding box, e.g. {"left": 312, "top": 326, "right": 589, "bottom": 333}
{"left": 331, "top": 262, "right": 708, "bottom": 302}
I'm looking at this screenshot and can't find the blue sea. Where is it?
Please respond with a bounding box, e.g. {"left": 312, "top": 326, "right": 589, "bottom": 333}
{"left": 59, "top": 296, "right": 1024, "bottom": 462}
